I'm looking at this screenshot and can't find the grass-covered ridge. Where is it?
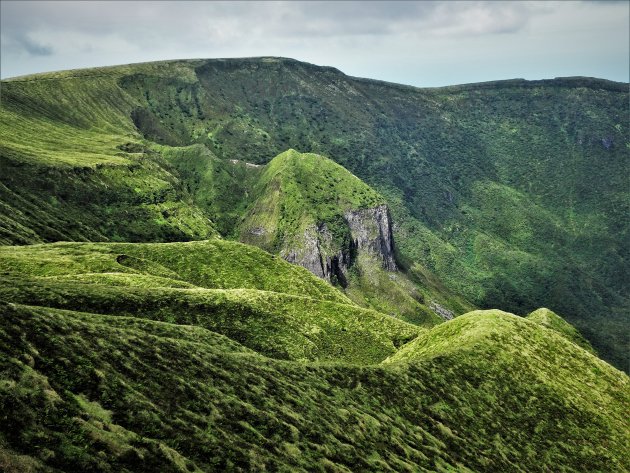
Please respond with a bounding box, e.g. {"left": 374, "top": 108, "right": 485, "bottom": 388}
{"left": 0, "top": 241, "right": 422, "bottom": 364}
{"left": 265, "top": 150, "right": 382, "bottom": 209}
{"left": 240, "top": 149, "right": 383, "bottom": 250}
{"left": 1, "top": 302, "right": 628, "bottom": 472}
{"left": 527, "top": 307, "right": 596, "bottom": 353}
{"left": 157, "top": 144, "right": 263, "bottom": 237}
{"left": 0, "top": 240, "right": 349, "bottom": 303}
{"left": 1, "top": 57, "right": 626, "bottom": 368}
{"left": 2, "top": 57, "right": 629, "bottom": 471}
{"left": 0, "top": 62, "right": 219, "bottom": 244}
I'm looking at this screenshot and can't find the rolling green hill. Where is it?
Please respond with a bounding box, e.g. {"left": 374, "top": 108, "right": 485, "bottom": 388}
{"left": 0, "top": 234, "right": 628, "bottom": 472}
{"left": 1, "top": 300, "right": 628, "bottom": 472}
{"left": 0, "top": 241, "right": 422, "bottom": 364}
{"left": 0, "top": 57, "right": 626, "bottom": 368}
{"left": 1, "top": 57, "right": 629, "bottom": 471}
{"left": 0, "top": 62, "right": 216, "bottom": 244}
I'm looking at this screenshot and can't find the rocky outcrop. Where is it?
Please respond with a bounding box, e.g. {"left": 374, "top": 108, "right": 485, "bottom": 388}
{"left": 282, "top": 225, "right": 329, "bottom": 280}
{"left": 282, "top": 223, "right": 351, "bottom": 287}
{"left": 282, "top": 205, "right": 397, "bottom": 285}
{"left": 429, "top": 301, "right": 455, "bottom": 321}
{"left": 344, "top": 204, "right": 397, "bottom": 272}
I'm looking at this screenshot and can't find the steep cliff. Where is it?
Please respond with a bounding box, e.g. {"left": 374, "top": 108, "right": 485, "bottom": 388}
{"left": 281, "top": 222, "right": 351, "bottom": 285}
{"left": 281, "top": 204, "right": 397, "bottom": 287}
{"left": 345, "top": 204, "right": 397, "bottom": 272}
{"left": 238, "top": 150, "right": 445, "bottom": 326}
{"left": 239, "top": 150, "right": 395, "bottom": 282}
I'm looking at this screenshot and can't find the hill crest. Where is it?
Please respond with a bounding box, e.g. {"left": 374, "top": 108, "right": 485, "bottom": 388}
{"left": 1, "top": 55, "right": 627, "bottom": 369}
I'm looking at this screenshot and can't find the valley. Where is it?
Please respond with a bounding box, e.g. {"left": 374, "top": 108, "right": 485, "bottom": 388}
{"left": 0, "top": 57, "right": 628, "bottom": 471}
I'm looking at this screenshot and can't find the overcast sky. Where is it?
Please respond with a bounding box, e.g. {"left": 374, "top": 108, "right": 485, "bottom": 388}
{"left": 1, "top": 1, "right": 628, "bottom": 86}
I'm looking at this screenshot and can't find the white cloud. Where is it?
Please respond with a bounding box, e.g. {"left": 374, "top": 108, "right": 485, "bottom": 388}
{"left": 1, "top": 1, "right": 627, "bottom": 86}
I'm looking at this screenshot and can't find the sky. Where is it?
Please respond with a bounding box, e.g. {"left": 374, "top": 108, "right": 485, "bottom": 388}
{"left": 1, "top": 1, "right": 628, "bottom": 87}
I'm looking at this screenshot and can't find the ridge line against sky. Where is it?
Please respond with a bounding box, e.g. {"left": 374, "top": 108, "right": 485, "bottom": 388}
{"left": 1, "top": 0, "right": 629, "bottom": 87}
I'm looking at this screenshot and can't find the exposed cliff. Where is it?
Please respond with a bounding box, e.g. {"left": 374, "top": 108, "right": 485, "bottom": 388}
{"left": 281, "top": 204, "right": 397, "bottom": 287}
{"left": 236, "top": 150, "right": 444, "bottom": 326}
{"left": 281, "top": 222, "right": 350, "bottom": 286}
{"left": 345, "top": 204, "right": 397, "bottom": 272}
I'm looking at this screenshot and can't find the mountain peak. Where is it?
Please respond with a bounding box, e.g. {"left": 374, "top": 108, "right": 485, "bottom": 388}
{"left": 527, "top": 307, "right": 596, "bottom": 353}
{"left": 240, "top": 149, "right": 389, "bottom": 281}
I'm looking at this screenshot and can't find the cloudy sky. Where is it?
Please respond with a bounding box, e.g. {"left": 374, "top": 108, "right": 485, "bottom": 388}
{"left": 1, "top": 1, "right": 628, "bottom": 86}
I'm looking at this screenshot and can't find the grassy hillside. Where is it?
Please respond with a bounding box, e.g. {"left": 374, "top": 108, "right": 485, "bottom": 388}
{"left": 0, "top": 62, "right": 216, "bottom": 244}
{"left": 1, "top": 302, "right": 628, "bottom": 472}
{"left": 527, "top": 308, "right": 595, "bottom": 354}
{"left": 0, "top": 241, "right": 422, "bottom": 364}
{"left": 2, "top": 57, "right": 629, "bottom": 472}
{"left": 236, "top": 149, "right": 456, "bottom": 326}
{"left": 158, "top": 144, "right": 263, "bottom": 237}
{"left": 0, "top": 239, "right": 349, "bottom": 303}
{"left": 0, "top": 57, "right": 627, "bottom": 369}
{"left": 239, "top": 149, "right": 383, "bottom": 251}
{"left": 0, "top": 67, "right": 463, "bottom": 328}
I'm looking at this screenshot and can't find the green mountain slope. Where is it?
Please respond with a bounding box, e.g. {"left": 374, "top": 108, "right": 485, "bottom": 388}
{"left": 527, "top": 307, "right": 596, "bottom": 353}
{"left": 238, "top": 149, "right": 458, "bottom": 326}
{"left": 157, "top": 143, "right": 263, "bottom": 237}
{"left": 1, "top": 302, "right": 628, "bottom": 472}
{"left": 1, "top": 57, "right": 629, "bottom": 472}
{"left": 0, "top": 239, "right": 349, "bottom": 302}
{"left": 0, "top": 241, "right": 421, "bottom": 364}
{"left": 0, "top": 62, "right": 216, "bottom": 244}
{"left": 239, "top": 148, "right": 384, "bottom": 252}
{"left": 1, "top": 57, "right": 626, "bottom": 368}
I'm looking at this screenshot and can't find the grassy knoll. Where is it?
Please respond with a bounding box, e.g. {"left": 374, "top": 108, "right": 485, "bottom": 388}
{"left": 1, "top": 303, "right": 627, "bottom": 472}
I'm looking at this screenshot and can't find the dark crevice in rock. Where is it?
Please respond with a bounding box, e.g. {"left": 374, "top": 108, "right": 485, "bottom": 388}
{"left": 282, "top": 204, "right": 397, "bottom": 285}
{"left": 344, "top": 204, "right": 397, "bottom": 272}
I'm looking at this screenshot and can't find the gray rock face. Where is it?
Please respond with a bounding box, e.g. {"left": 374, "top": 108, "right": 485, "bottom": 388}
{"left": 282, "top": 223, "right": 350, "bottom": 287}
{"left": 344, "top": 204, "right": 397, "bottom": 272}
{"left": 249, "top": 227, "right": 266, "bottom": 236}
{"left": 282, "top": 204, "right": 396, "bottom": 285}
{"left": 282, "top": 225, "right": 329, "bottom": 280}
{"left": 429, "top": 301, "right": 455, "bottom": 320}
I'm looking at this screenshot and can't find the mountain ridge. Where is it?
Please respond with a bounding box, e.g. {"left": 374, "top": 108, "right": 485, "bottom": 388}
{"left": 1, "top": 298, "right": 628, "bottom": 471}
{"left": 1, "top": 56, "right": 627, "bottom": 368}
{"left": 0, "top": 54, "right": 629, "bottom": 469}
{"left": 5, "top": 56, "right": 627, "bottom": 92}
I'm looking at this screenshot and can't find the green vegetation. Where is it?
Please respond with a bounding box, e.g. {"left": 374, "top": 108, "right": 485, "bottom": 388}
{"left": 343, "top": 253, "right": 454, "bottom": 326}
{"left": 527, "top": 308, "right": 595, "bottom": 353}
{"left": 0, "top": 241, "right": 421, "bottom": 364}
{"left": 1, "top": 57, "right": 629, "bottom": 471}
{"left": 0, "top": 62, "right": 217, "bottom": 244}
{"left": 0, "top": 239, "right": 348, "bottom": 303}
{"left": 236, "top": 149, "right": 448, "bottom": 326}
{"left": 240, "top": 149, "right": 383, "bottom": 250}
{"left": 1, "top": 57, "right": 625, "bottom": 367}
{"left": 1, "top": 301, "right": 628, "bottom": 471}
{"left": 158, "top": 144, "right": 263, "bottom": 237}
